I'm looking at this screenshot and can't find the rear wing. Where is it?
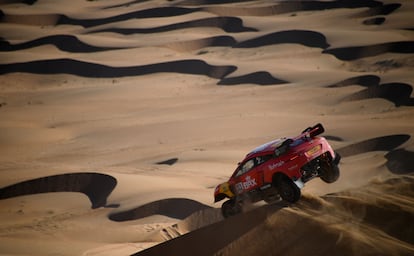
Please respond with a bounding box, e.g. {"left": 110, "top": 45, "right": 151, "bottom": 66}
{"left": 274, "top": 123, "right": 325, "bottom": 157}
{"left": 300, "top": 123, "right": 325, "bottom": 138}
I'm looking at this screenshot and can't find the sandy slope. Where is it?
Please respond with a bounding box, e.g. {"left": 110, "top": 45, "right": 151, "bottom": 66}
{"left": 0, "top": 0, "right": 413, "bottom": 255}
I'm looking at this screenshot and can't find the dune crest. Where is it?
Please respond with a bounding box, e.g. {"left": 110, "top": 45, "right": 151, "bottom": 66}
{"left": 132, "top": 176, "right": 414, "bottom": 256}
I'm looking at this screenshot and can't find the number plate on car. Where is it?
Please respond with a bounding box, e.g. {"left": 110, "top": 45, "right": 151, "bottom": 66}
{"left": 306, "top": 144, "right": 321, "bottom": 156}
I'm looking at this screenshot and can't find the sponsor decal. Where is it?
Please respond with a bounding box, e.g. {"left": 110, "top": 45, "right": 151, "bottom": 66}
{"left": 235, "top": 176, "right": 257, "bottom": 193}
{"left": 288, "top": 164, "right": 298, "bottom": 171}
{"left": 268, "top": 161, "right": 285, "bottom": 170}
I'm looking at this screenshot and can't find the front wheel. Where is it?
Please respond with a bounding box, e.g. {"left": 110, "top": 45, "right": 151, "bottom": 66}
{"left": 276, "top": 176, "right": 301, "bottom": 203}
{"left": 221, "top": 199, "right": 242, "bottom": 218}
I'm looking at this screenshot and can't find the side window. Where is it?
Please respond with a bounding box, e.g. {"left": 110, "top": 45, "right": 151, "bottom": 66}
{"left": 242, "top": 159, "right": 255, "bottom": 173}
{"left": 235, "top": 155, "right": 274, "bottom": 177}
{"left": 257, "top": 155, "right": 273, "bottom": 165}
{"left": 236, "top": 159, "right": 255, "bottom": 177}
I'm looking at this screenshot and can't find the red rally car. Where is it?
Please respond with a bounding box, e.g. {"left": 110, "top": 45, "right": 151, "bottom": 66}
{"left": 214, "top": 123, "right": 340, "bottom": 218}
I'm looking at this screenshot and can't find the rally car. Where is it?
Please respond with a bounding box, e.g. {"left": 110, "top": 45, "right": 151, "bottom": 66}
{"left": 214, "top": 123, "right": 340, "bottom": 218}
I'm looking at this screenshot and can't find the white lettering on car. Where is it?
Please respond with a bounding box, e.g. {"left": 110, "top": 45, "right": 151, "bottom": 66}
{"left": 288, "top": 164, "right": 298, "bottom": 171}
{"left": 268, "top": 161, "right": 285, "bottom": 170}
{"left": 235, "top": 182, "right": 244, "bottom": 193}
{"left": 235, "top": 176, "right": 257, "bottom": 193}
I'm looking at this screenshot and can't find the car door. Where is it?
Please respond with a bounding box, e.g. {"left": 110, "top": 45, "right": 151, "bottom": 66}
{"left": 233, "top": 158, "right": 262, "bottom": 195}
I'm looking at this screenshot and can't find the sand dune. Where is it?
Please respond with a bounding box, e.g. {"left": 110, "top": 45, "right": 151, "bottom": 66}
{"left": 133, "top": 176, "right": 414, "bottom": 256}
{"left": 212, "top": 176, "right": 414, "bottom": 256}
{"left": 0, "top": 0, "right": 413, "bottom": 255}
{"left": 336, "top": 134, "right": 410, "bottom": 157}
{"left": 323, "top": 41, "right": 414, "bottom": 60}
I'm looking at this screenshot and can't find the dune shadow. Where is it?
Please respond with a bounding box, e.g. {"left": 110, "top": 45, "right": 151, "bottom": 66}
{"left": 324, "top": 135, "right": 344, "bottom": 142}
{"left": 89, "top": 16, "right": 256, "bottom": 34}
{"left": 336, "top": 134, "right": 410, "bottom": 158}
{"left": 327, "top": 75, "right": 380, "bottom": 88}
{"left": 0, "top": 58, "right": 237, "bottom": 79}
{"left": 327, "top": 76, "right": 414, "bottom": 107}
{"left": 234, "top": 30, "right": 329, "bottom": 49}
{"left": 192, "top": 0, "right": 381, "bottom": 9}
{"left": 353, "top": 3, "right": 401, "bottom": 17}
{"left": 200, "top": 0, "right": 385, "bottom": 16}
{"left": 57, "top": 7, "right": 200, "bottom": 28}
{"left": 363, "top": 17, "right": 386, "bottom": 25}
{"left": 343, "top": 82, "right": 414, "bottom": 107}
{"left": 218, "top": 71, "right": 288, "bottom": 86}
{"left": 109, "top": 198, "right": 211, "bottom": 221}
{"left": 385, "top": 149, "right": 414, "bottom": 174}
{"left": 0, "top": 35, "right": 120, "bottom": 52}
{"left": 156, "top": 158, "right": 179, "bottom": 166}
{"left": 323, "top": 41, "right": 414, "bottom": 61}
{"left": 0, "top": 172, "right": 117, "bottom": 209}
{"left": 131, "top": 202, "right": 285, "bottom": 256}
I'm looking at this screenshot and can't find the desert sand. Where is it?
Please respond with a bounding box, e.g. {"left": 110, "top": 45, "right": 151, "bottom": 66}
{"left": 0, "top": 0, "right": 413, "bottom": 255}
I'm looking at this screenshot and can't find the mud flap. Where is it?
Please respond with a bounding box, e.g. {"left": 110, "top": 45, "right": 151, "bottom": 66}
{"left": 333, "top": 151, "right": 341, "bottom": 165}
{"left": 294, "top": 179, "right": 304, "bottom": 189}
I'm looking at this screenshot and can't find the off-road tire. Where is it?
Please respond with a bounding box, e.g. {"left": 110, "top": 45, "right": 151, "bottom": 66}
{"left": 276, "top": 176, "right": 301, "bottom": 203}
{"left": 221, "top": 199, "right": 242, "bottom": 218}
{"left": 320, "top": 163, "right": 340, "bottom": 183}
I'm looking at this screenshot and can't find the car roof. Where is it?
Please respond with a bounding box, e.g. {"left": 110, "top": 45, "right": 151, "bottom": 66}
{"left": 245, "top": 138, "right": 288, "bottom": 159}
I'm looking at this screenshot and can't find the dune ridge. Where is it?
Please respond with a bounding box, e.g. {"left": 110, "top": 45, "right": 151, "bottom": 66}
{"left": 132, "top": 202, "right": 284, "bottom": 256}
{"left": 131, "top": 176, "right": 414, "bottom": 256}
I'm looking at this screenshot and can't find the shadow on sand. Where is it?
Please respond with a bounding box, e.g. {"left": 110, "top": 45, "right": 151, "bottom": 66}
{"left": 0, "top": 172, "right": 117, "bottom": 209}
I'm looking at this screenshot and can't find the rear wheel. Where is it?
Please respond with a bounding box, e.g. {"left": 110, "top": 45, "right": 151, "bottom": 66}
{"left": 276, "top": 176, "right": 301, "bottom": 203}
{"left": 320, "top": 163, "right": 340, "bottom": 183}
{"left": 221, "top": 199, "right": 242, "bottom": 218}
